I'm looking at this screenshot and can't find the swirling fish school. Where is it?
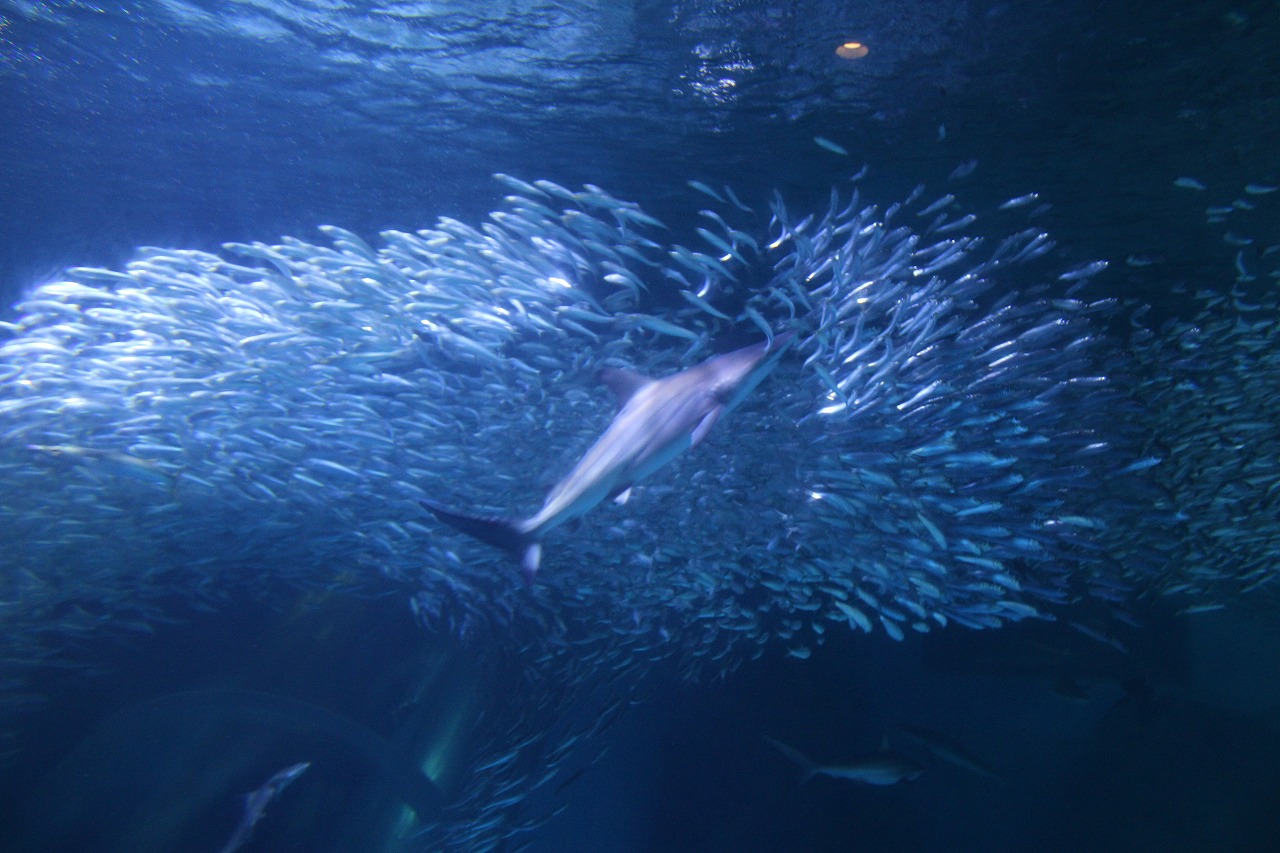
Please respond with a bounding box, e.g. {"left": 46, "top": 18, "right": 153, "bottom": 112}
{"left": 726, "top": 183, "right": 1148, "bottom": 647}
{"left": 0, "top": 174, "right": 1168, "bottom": 675}
{"left": 0, "top": 170, "right": 1226, "bottom": 851}
{"left": 1122, "top": 181, "right": 1280, "bottom": 609}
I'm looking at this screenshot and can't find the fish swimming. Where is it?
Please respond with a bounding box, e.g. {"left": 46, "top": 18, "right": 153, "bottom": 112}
{"left": 764, "top": 735, "right": 923, "bottom": 786}
{"left": 421, "top": 333, "right": 793, "bottom": 583}
{"left": 896, "top": 723, "right": 1004, "bottom": 784}
{"left": 217, "top": 760, "right": 311, "bottom": 853}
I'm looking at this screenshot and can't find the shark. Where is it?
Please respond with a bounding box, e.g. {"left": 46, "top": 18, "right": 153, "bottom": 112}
{"left": 764, "top": 735, "right": 924, "bottom": 786}
{"left": 421, "top": 332, "right": 793, "bottom": 583}
{"left": 896, "top": 723, "right": 1005, "bottom": 784}
{"left": 217, "top": 760, "right": 311, "bottom": 853}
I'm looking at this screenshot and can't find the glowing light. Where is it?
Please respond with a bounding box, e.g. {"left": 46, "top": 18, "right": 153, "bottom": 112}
{"left": 835, "top": 41, "right": 869, "bottom": 60}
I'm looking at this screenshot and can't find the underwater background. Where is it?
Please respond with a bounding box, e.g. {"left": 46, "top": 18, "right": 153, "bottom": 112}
{"left": 1, "top": 0, "right": 1279, "bottom": 851}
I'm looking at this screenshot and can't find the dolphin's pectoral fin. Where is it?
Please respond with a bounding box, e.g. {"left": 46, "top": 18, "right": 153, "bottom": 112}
{"left": 597, "top": 367, "right": 653, "bottom": 405}
{"left": 690, "top": 408, "right": 723, "bottom": 447}
{"left": 612, "top": 486, "right": 633, "bottom": 505}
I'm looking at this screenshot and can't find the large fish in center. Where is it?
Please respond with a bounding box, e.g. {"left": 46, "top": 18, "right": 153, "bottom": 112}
{"left": 421, "top": 332, "right": 793, "bottom": 582}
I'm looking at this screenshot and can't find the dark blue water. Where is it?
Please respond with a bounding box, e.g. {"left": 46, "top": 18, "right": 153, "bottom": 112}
{"left": 6, "top": 0, "right": 1273, "bottom": 306}
{"left": 2, "top": 1, "right": 1279, "bottom": 851}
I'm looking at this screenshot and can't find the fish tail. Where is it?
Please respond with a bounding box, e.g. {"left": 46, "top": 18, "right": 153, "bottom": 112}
{"left": 764, "top": 736, "right": 817, "bottom": 784}
{"left": 419, "top": 500, "right": 541, "bottom": 584}
{"left": 768, "top": 329, "right": 797, "bottom": 352}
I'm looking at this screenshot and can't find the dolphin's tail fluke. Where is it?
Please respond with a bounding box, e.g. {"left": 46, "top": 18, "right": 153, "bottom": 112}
{"left": 419, "top": 500, "right": 541, "bottom": 584}
{"left": 764, "top": 735, "right": 818, "bottom": 784}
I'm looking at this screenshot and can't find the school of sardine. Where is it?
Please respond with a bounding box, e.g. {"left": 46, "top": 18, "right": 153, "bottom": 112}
{"left": 1121, "top": 179, "right": 1280, "bottom": 611}
{"left": 1, "top": 171, "right": 1276, "bottom": 850}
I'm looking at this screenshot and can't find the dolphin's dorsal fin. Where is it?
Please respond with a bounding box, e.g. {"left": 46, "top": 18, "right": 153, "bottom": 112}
{"left": 596, "top": 367, "right": 653, "bottom": 405}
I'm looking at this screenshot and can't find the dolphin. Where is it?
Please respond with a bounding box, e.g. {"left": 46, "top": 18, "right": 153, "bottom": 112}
{"left": 764, "top": 735, "right": 923, "bottom": 786}
{"left": 421, "top": 332, "right": 793, "bottom": 582}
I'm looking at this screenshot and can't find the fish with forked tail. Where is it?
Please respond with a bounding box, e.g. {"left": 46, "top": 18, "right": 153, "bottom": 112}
{"left": 421, "top": 333, "right": 793, "bottom": 583}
